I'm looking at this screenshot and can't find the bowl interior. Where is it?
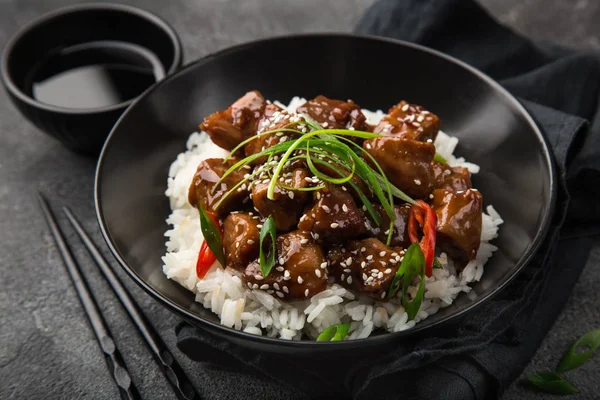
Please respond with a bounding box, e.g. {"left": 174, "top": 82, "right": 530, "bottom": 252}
{"left": 96, "top": 35, "right": 554, "bottom": 349}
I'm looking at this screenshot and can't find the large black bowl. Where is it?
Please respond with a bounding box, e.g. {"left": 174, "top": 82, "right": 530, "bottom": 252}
{"left": 96, "top": 34, "right": 555, "bottom": 356}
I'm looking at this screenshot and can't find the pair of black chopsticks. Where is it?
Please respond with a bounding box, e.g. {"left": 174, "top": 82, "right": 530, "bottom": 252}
{"left": 38, "top": 193, "right": 199, "bottom": 400}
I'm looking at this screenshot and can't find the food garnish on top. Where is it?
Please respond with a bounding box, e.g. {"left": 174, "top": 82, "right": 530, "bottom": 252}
{"left": 188, "top": 91, "right": 483, "bottom": 330}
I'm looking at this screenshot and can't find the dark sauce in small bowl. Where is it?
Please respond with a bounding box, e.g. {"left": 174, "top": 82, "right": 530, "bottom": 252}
{"left": 24, "top": 40, "right": 165, "bottom": 110}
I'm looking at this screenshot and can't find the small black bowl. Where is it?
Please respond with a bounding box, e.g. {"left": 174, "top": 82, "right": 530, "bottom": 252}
{"left": 1, "top": 3, "right": 182, "bottom": 156}
{"left": 96, "top": 34, "right": 556, "bottom": 356}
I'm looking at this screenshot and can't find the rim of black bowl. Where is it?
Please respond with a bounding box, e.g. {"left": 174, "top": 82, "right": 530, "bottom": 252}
{"left": 0, "top": 2, "right": 182, "bottom": 115}
{"left": 95, "top": 33, "right": 557, "bottom": 348}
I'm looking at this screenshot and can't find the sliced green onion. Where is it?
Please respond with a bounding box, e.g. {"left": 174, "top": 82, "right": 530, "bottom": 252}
{"left": 198, "top": 207, "right": 225, "bottom": 266}
{"left": 433, "top": 258, "right": 442, "bottom": 269}
{"left": 316, "top": 323, "right": 351, "bottom": 342}
{"left": 433, "top": 153, "right": 447, "bottom": 164}
{"left": 259, "top": 215, "right": 277, "bottom": 278}
{"left": 556, "top": 329, "right": 600, "bottom": 373}
{"left": 526, "top": 372, "right": 579, "bottom": 395}
{"left": 402, "top": 244, "right": 426, "bottom": 321}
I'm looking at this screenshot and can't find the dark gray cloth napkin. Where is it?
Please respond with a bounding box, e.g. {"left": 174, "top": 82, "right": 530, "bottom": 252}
{"left": 176, "top": 0, "right": 600, "bottom": 398}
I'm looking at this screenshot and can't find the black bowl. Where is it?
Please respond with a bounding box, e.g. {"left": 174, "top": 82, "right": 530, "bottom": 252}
{"left": 1, "top": 3, "right": 182, "bottom": 156}
{"left": 96, "top": 34, "right": 556, "bottom": 356}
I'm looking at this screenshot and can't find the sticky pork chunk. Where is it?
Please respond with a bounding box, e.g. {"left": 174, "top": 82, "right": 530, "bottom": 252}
{"left": 432, "top": 161, "right": 472, "bottom": 192}
{"left": 431, "top": 188, "right": 483, "bottom": 267}
{"left": 188, "top": 158, "right": 249, "bottom": 218}
{"left": 298, "top": 184, "right": 366, "bottom": 247}
{"left": 243, "top": 231, "right": 327, "bottom": 300}
{"left": 327, "top": 238, "right": 402, "bottom": 300}
{"left": 373, "top": 100, "right": 440, "bottom": 142}
{"left": 364, "top": 204, "right": 412, "bottom": 248}
{"left": 223, "top": 212, "right": 261, "bottom": 271}
{"left": 200, "top": 90, "right": 266, "bottom": 151}
{"left": 251, "top": 168, "right": 311, "bottom": 232}
{"left": 244, "top": 103, "right": 301, "bottom": 163}
{"left": 296, "top": 95, "right": 369, "bottom": 131}
{"left": 363, "top": 137, "right": 435, "bottom": 199}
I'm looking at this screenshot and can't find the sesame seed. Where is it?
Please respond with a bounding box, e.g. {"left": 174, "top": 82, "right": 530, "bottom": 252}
{"left": 322, "top": 122, "right": 329, "bottom": 128}
{"left": 429, "top": 194, "right": 434, "bottom": 199}
{"left": 284, "top": 270, "right": 291, "bottom": 278}
{"left": 341, "top": 274, "right": 345, "bottom": 281}
{"left": 417, "top": 115, "right": 424, "bottom": 122}
{"left": 260, "top": 284, "right": 269, "bottom": 290}
{"left": 313, "top": 233, "right": 320, "bottom": 240}
{"left": 346, "top": 257, "right": 352, "bottom": 265}
{"left": 362, "top": 205, "right": 367, "bottom": 211}
{"left": 385, "top": 268, "right": 392, "bottom": 274}
{"left": 315, "top": 269, "right": 322, "bottom": 277}
{"left": 288, "top": 191, "right": 295, "bottom": 199}
{"left": 444, "top": 169, "right": 452, "bottom": 175}
{"left": 389, "top": 259, "right": 397, "bottom": 264}
{"left": 362, "top": 273, "right": 368, "bottom": 280}
{"left": 379, "top": 251, "right": 386, "bottom": 257}
{"left": 320, "top": 262, "right": 328, "bottom": 269}
{"left": 278, "top": 257, "right": 285, "bottom": 265}
{"left": 255, "top": 275, "right": 264, "bottom": 281}
{"left": 365, "top": 143, "right": 372, "bottom": 149}
{"left": 235, "top": 242, "right": 240, "bottom": 248}
{"left": 273, "top": 283, "right": 280, "bottom": 290}
{"left": 412, "top": 122, "right": 421, "bottom": 127}
{"left": 276, "top": 291, "right": 284, "bottom": 298}
{"left": 283, "top": 286, "right": 289, "bottom": 293}
{"left": 361, "top": 261, "right": 367, "bottom": 268}
{"left": 396, "top": 255, "right": 401, "bottom": 261}
{"left": 414, "top": 179, "right": 421, "bottom": 185}
{"left": 381, "top": 292, "right": 386, "bottom": 299}
{"left": 257, "top": 224, "right": 263, "bottom": 228}
{"left": 330, "top": 223, "right": 339, "bottom": 229}
{"left": 347, "top": 276, "right": 353, "bottom": 284}
{"left": 391, "top": 252, "right": 399, "bottom": 257}
{"left": 267, "top": 289, "right": 274, "bottom": 294}
{"left": 341, "top": 186, "right": 347, "bottom": 191}
{"left": 316, "top": 192, "right": 321, "bottom": 200}
{"left": 247, "top": 240, "right": 255, "bottom": 245}
{"left": 361, "top": 247, "right": 366, "bottom": 252}
{"left": 252, "top": 283, "right": 259, "bottom": 290}
{"left": 343, "top": 268, "right": 351, "bottom": 273}
{"left": 300, "top": 238, "right": 309, "bottom": 244}
{"left": 322, "top": 205, "right": 331, "bottom": 212}
{"left": 366, "top": 276, "right": 374, "bottom": 283}
{"left": 305, "top": 289, "right": 310, "bottom": 297}
{"left": 378, "top": 272, "right": 384, "bottom": 279}
{"left": 340, "top": 262, "right": 347, "bottom": 268}
{"left": 381, "top": 261, "right": 387, "bottom": 266}
{"left": 366, "top": 255, "right": 374, "bottom": 261}
{"left": 427, "top": 138, "right": 433, "bottom": 143}
{"left": 401, "top": 104, "right": 409, "bottom": 112}
{"left": 297, "top": 276, "right": 304, "bottom": 284}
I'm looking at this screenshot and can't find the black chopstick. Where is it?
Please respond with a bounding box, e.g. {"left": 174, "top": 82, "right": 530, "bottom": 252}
{"left": 62, "top": 206, "right": 198, "bottom": 400}
{"left": 38, "top": 193, "right": 140, "bottom": 400}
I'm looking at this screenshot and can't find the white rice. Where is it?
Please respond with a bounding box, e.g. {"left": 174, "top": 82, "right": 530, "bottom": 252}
{"left": 161, "top": 97, "right": 502, "bottom": 340}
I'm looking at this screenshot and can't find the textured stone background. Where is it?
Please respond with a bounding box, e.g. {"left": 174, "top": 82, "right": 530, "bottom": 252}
{"left": 0, "top": 1, "right": 598, "bottom": 399}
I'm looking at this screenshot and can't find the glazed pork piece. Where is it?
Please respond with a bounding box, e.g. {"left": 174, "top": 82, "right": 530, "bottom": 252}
{"left": 431, "top": 188, "right": 483, "bottom": 267}
{"left": 432, "top": 161, "right": 472, "bottom": 192}
{"left": 223, "top": 212, "right": 261, "bottom": 270}
{"left": 243, "top": 231, "right": 328, "bottom": 300}
{"left": 251, "top": 168, "right": 311, "bottom": 231}
{"left": 298, "top": 184, "right": 366, "bottom": 247}
{"left": 373, "top": 100, "right": 440, "bottom": 142}
{"left": 363, "top": 137, "right": 435, "bottom": 199}
{"left": 327, "top": 238, "right": 402, "bottom": 299}
{"left": 364, "top": 204, "right": 412, "bottom": 248}
{"left": 200, "top": 90, "right": 266, "bottom": 151}
{"left": 296, "top": 95, "right": 370, "bottom": 131}
{"left": 188, "top": 158, "right": 250, "bottom": 218}
{"left": 244, "top": 103, "right": 303, "bottom": 163}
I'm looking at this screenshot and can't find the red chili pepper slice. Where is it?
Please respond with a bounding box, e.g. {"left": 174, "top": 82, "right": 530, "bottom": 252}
{"left": 195, "top": 211, "right": 223, "bottom": 279}
{"left": 408, "top": 200, "right": 437, "bottom": 277}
